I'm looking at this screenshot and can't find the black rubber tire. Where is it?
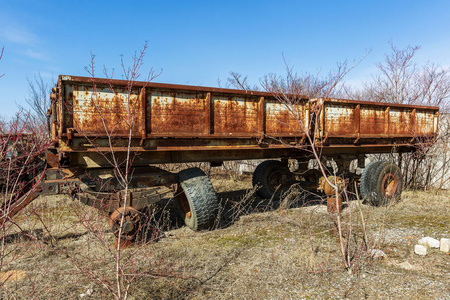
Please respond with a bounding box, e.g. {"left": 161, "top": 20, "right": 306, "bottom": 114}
{"left": 176, "top": 168, "right": 219, "bottom": 231}
{"left": 368, "top": 161, "right": 403, "bottom": 206}
{"left": 252, "top": 160, "right": 290, "bottom": 199}
{"left": 360, "top": 160, "right": 384, "bottom": 199}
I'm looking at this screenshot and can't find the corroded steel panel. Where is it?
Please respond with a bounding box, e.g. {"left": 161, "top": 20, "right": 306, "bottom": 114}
{"left": 212, "top": 96, "right": 259, "bottom": 135}
{"left": 324, "top": 104, "right": 356, "bottom": 136}
{"left": 319, "top": 98, "right": 438, "bottom": 140}
{"left": 360, "top": 106, "right": 385, "bottom": 135}
{"left": 415, "top": 110, "right": 435, "bottom": 135}
{"left": 69, "top": 85, "right": 142, "bottom": 136}
{"left": 265, "top": 100, "right": 305, "bottom": 135}
{"left": 50, "top": 76, "right": 439, "bottom": 168}
{"left": 150, "top": 91, "right": 207, "bottom": 135}
{"left": 389, "top": 107, "right": 413, "bottom": 135}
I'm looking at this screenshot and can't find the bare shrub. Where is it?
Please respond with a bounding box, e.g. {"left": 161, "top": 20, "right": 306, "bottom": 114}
{"left": 261, "top": 54, "right": 368, "bottom": 98}
{"left": 67, "top": 43, "right": 168, "bottom": 299}
{"left": 0, "top": 112, "right": 51, "bottom": 292}
{"left": 23, "top": 73, "right": 51, "bottom": 132}
{"left": 257, "top": 53, "right": 408, "bottom": 273}
{"left": 1, "top": 43, "right": 176, "bottom": 299}
{"left": 343, "top": 42, "right": 450, "bottom": 190}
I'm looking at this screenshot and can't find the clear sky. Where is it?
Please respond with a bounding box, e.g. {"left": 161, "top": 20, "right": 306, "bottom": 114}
{"left": 1, "top": 0, "right": 450, "bottom": 117}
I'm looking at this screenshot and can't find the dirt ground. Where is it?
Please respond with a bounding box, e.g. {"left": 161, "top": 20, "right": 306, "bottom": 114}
{"left": 1, "top": 173, "right": 449, "bottom": 299}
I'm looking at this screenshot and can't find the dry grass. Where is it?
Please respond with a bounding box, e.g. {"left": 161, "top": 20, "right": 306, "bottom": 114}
{"left": 1, "top": 174, "right": 449, "bottom": 299}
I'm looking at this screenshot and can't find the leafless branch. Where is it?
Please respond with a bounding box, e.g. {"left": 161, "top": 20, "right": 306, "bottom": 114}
{"left": 0, "top": 46, "right": 4, "bottom": 78}
{"left": 23, "top": 73, "right": 51, "bottom": 130}
{"left": 227, "top": 72, "right": 258, "bottom": 91}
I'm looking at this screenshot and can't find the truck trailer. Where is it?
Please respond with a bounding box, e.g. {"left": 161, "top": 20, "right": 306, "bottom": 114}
{"left": 0, "top": 75, "right": 439, "bottom": 241}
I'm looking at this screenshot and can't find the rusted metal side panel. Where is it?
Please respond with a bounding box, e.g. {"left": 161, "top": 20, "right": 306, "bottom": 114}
{"left": 317, "top": 98, "right": 439, "bottom": 140}
{"left": 389, "top": 107, "right": 413, "bottom": 135}
{"left": 68, "top": 84, "right": 142, "bottom": 136}
{"left": 146, "top": 91, "right": 306, "bottom": 137}
{"left": 149, "top": 90, "right": 208, "bottom": 136}
{"left": 415, "top": 110, "right": 436, "bottom": 136}
{"left": 265, "top": 100, "right": 305, "bottom": 136}
{"left": 55, "top": 76, "right": 309, "bottom": 141}
{"left": 49, "top": 76, "right": 440, "bottom": 168}
{"left": 360, "top": 106, "right": 385, "bottom": 136}
{"left": 323, "top": 103, "right": 356, "bottom": 137}
{"left": 212, "top": 95, "right": 259, "bottom": 135}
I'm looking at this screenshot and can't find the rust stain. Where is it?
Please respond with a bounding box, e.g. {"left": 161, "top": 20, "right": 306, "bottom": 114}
{"left": 50, "top": 76, "right": 439, "bottom": 158}
{"left": 360, "top": 106, "right": 385, "bottom": 135}
{"left": 71, "top": 85, "right": 142, "bottom": 136}
{"left": 151, "top": 91, "right": 206, "bottom": 135}
{"left": 324, "top": 104, "right": 355, "bottom": 136}
{"left": 389, "top": 108, "right": 412, "bottom": 135}
{"left": 265, "top": 100, "right": 305, "bottom": 135}
{"left": 415, "top": 110, "right": 435, "bottom": 135}
{"left": 213, "top": 96, "right": 259, "bottom": 135}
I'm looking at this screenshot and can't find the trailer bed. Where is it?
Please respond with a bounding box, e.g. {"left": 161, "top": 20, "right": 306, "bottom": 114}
{"left": 50, "top": 75, "right": 439, "bottom": 168}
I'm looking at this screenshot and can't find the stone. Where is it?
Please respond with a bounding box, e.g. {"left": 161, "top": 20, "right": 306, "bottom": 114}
{"left": 427, "top": 237, "right": 440, "bottom": 248}
{"left": 398, "top": 261, "right": 414, "bottom": 270}
{"left": 418, "top": 237, "right": 440, "bottom": 248}
{"left": 414, "top": 244, "right": 427, "bottom": 256}
{"left": 440, "top": 238, "right": 450, "bottom": 253}
{"left": 371, "top": 249, "right": 386, "bottom": 259}
{"left": 417, "top": 237, "right": 427, "bottom": 246}
{"left": 80, "top": 288, "right": 93, "bottom": 298}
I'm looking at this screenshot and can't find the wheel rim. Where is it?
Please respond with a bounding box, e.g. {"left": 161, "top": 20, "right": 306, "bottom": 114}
{"left": 110, "top": 207, "right": 141, "bottom": 238}
{"left": 268, "top": 170, "right": 283, "bottom": 191}
{"left": 381, "top": 173, "right": 398, "bottom": 197}
{"left": 177, "top": 187, "right": 192, "bottom": 219}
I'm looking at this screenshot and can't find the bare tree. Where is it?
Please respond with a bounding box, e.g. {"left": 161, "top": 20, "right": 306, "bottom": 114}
{"left": 227, "top": 71, "right": 259, "bottom": 91}
{"left": 344, "top": 42, "right": 450, "bottom": 190}
{"left": 0, "top": 46, "right": 4, "bottom": 78}
{"left": 365, "top": 42, "right": 421, "bottom": 104}
{"left": 262, "top": 59, "right": 362, "bottom": 269}
{"left": 261, "top": 52, "right": 369, "bottom": 98}
{"left": 224, "top": 55, "right": 366, "bottom": 183}
{"left": 1, "top": 111, "right": 51, "bottom": 285}
{"left": 345, "top": 41, "right": 450, "bottom": 110}
{"left": 24, "top": 73, "right": 51, "bottom": 130}
{"left": 72, "top": 42, "right": 166, "bottom": 299}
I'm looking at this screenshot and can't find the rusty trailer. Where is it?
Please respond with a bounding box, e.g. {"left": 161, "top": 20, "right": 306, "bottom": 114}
{"left": 50, "top": 76, "right": 438, "bottom": 167}
{"left": 0, "top": 75, "right": 439, "bottom": 241}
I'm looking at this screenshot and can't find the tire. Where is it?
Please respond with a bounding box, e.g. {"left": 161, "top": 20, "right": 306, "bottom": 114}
{"left": 252, "top": 160, "right": 290, "bottom": 199}
{"left": 367, "top": 161, "right": 403, "bottom": 206}
{"left": 360, "top": 160, "right": 384, "bottom": 199}
{"left": 176, "top": 168, "right": 219, "bottom": 231}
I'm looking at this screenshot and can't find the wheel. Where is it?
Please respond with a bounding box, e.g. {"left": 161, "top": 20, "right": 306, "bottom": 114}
{"left": 360, "top": 160, "right": 384, "bottom": 199}
{"left": 367, "top": 161, "right": 403, "bottom": 206}
{"left": 252, "top": 160, "right": 291, "bottom": 199}
{"left": 176, "top": 168, "right": 219, "bottom": 231}
{"left": 109, "top": 206, "right": 141, "bottom": 239}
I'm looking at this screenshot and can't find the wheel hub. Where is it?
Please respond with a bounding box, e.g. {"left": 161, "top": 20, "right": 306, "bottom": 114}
{"left": 382, "top": 173, "right": 398, "bottom": 197}
{"left": 110, "top": 206, "right": 141, "bottom": 238}
{"left": 177, "top": 187, "right": 192, "bottom": 219}
{"left": 268, "top": 171, "right": 283, "bottom": 189}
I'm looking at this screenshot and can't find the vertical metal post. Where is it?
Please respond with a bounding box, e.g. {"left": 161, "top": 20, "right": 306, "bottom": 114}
{"left": 140, "top": 87, "right": 147, "bottom": 144}
{"left": 205, "top": 92, "right": 212, "bottom": 135}
{"left": 385, "top": 107, "right": 390, "bottom": 136}
{"left": 258, "top": 96, "right": 265, "bottom": 139}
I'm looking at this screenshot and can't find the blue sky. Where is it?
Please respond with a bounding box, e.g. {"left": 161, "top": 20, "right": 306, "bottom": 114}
{"left": 1, "top": 0, "right": 450, "bottom": 117}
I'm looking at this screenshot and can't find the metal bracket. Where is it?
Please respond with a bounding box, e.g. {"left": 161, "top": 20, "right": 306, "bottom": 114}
{"left": 66, "top": 128, "right": 75, "bottom": 146}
